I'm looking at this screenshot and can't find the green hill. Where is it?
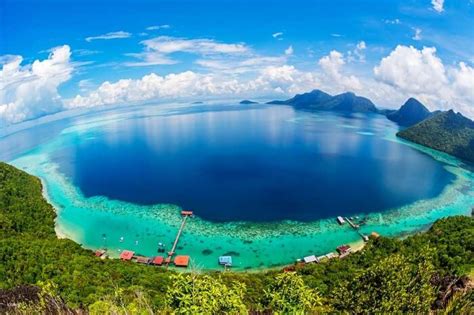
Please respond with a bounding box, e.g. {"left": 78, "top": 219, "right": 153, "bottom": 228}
{"left": 267, "top": 90, "right": 377, "bottom": 113}
{"left": 387, "top": 98, "right": 432, "bottom": 126}
{"left": 0, "top": 162, "right": 472, "bottom": 313}
{"left": 267, "top": 89, "right": 332, "bottom": 106}
{"left": 397, "top": 110, "right": 474, "bottom": 163}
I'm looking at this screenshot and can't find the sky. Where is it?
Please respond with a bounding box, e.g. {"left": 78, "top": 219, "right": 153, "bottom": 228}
{"left": 1, "top": 0, "right": 474, "bottom": 126}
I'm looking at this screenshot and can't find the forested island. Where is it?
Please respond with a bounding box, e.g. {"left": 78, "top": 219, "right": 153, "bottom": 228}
{"left": 268, "top": 89, "right": 474, "bottom": 163}
{"left": 0, "top": 162, "right": 473, "bottom": 313}
{"left": 267, "top": 89, "right": 378, "bottom": 113}
{"left": 397, "top": 110, "right": 474, "bottom": 163}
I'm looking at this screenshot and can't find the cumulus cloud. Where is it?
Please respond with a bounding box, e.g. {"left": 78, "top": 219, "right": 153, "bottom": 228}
{"left": 348, "top": 41, "right": 367, "bottom": 63}
{"left": 284, "top": 45, "right": 294, "bottom": 55}
{"left": 374, "top": 45, "right": 474, "bottom": 116}
{"left": 0, "top": 45, "right": 73, "bottom": 125}
{"left": 66, "top": 65, "right": 319, "bottom": 109}
{"left": 431, "top": 0, "right": 445, "bottom": 13}
{"left": 126, "top": 36, "right": 249, "bottom": 66}
{"left": 374, "top": 46, "right": 447, "bottom": 95}
{"left": 85, "top": 31, "right": 131, "bottom": 42}
{"left": 3, "top": 38, "right": 473, "bottom": 127}
{"left": 318, "top": 50, "right": 362, "bottom": 91}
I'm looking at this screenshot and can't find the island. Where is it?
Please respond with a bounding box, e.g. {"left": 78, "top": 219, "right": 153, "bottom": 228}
{"left": 397, "top": 110, "right": 474, "bottom": 163}
{"left": 266, "top": 89, "right": 474, "bottom": 163}
{"left": 239, "top": 100, "right": 258, "bottom": 104}
{"left": 267, "top": 89, "right": 378, "bottom": 113}
{"left": 387, "top": 98, "right": 432, "bottom": 127}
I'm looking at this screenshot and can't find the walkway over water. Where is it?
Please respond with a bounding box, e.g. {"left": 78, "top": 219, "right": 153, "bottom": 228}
{"left": 166, "top": 211, "right": 193, "bottom": 266}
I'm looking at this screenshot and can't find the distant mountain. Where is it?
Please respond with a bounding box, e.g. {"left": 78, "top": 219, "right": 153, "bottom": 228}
{"left": 267, "top": 90, "right": 377, "bottom": 113}
{"left": 317, "top": 92, "right": 378, "bottom": 112}
{"left": 239, "top": 100, "right": 258, "bottom": 104}
{"left": 267, "top": 89, "right": 332, "bottom": 107}
{"left": 397, "top": 110, "right": 474, "bottom": 163}
{"left": 387, "top": 98, "right": 432, "bottom": 126}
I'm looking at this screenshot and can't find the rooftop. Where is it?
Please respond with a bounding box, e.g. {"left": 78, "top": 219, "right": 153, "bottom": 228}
{"left": 303, "top": 255, "right": 318, "bottom": 263}
{"left": 218, "top": 256, "right": 233, "bottom": 266}
{"left": 174, "top": 255, "right": 190, "bottom": 267}
{"left": 152, "top": 256, "right": 164, "bottom": 265}
{"left": 120, "top": 250, "right": 135, "bottom": 261}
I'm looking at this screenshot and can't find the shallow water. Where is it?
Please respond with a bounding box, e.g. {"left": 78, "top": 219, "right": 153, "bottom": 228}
{"left": 1, "top": 103, "right": 472, "bottom": 270}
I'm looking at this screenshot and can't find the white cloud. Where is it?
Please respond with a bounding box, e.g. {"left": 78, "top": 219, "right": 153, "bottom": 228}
{"left": 195, "top": 56, "right": 287, "bottom": 74}
{"left": 431, "top": 0, "right": 445, "bottom": 13}
{"left": 78, "top": 79, "right": 95, "bottom": 93}
{"left": 0, "top": 45, "right": 73, "bottom": 125}
{"left": 357, "top": 41, "right": 367, "bottom": 50}
{"left": 272, "top": 32, "right": 283, "bottom": 40}
{"left": 318, "top": 50, "right": 362, "bottom": 91}
{"left": 384, "top": 18, "right": 401, "bottom": 24}
{"left": 143, "top": 36, "right": 248, "bottom": 54}
{"left": 85, "top": 31, "right": 131, "bottom": 42}
{"left": 331, "top": 33, "right": 342, "bottom": 37}
{"left": 74, "top": 49, "right": 100, "bottom": 56}
{"left": 285, "top": 45, "right": 294, "bottom": 55}
{"left": 146, "top": 24, "right": 170, "bottom": 31}
{"left": 252, "top": 65, "right": 319, "bottom": 94}
{"left": 374, "top": 45, "right": 474, "bottom": 116}
{"left": 412, "top": 28, "right": 422, "bottom": 41}
{"left": 126, "top": 36, "right": 249, "bottom": 66}
{"left": 3, "top": 38, "right": 473, "bottom": 126}
{"left": 66, "top": 65, "right": 320, "bottom": 109}
{"left": 374, "top": 46, "right": 447, "bottom": 94}
{"left": 348, "top": 41, "right": 367, "bottom": 63}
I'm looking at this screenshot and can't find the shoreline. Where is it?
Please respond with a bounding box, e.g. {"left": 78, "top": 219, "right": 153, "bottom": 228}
{"left": 26, "top": 150, "right": 473, "bottom": 271}
{"left": 8, "top": 106, "right": 474, "bottom": 271}
{"left": 21, "top": 149, "right": 474, "bottom": 271}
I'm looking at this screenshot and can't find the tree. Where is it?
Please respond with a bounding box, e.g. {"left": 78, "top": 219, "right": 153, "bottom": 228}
{"left": 165, "top": 273, "right": 247, "bottom": 314}
{"left": 264, "top": 272, "right": 325, "bottom": 314}
{"left": 332, "top": 253, "right": 436, "bottom": 314}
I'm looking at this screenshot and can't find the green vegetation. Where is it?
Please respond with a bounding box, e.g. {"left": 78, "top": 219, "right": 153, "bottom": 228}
{"left": 0, "top": 161, "right": 473, "bottom": 314}
{"left": 398, "top": 109, "right": 474, "bottom": 162}
{"left": 166, "top": 273, "right": 247, "bottom": 314}
{"left": 386, "top": 97, "right": 432, "bottom": 126}
{"left": 263, "top": 272, "right": 326, "bottom": 314}
{"left": 267, "top": 89, "right": 378, "bottom": 113}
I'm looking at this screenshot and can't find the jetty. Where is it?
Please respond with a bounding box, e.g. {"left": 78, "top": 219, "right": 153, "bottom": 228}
{"left": 344, "top": 217, "right": 359, "bottom": 229}
{"left": 342, "top": 216, "right": 369, "bottom": 242}
{"left": 165, "top": 210, "right": 193, "bottom": 267}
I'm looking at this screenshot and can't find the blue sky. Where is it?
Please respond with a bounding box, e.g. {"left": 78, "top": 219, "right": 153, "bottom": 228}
{"left": 1, "top": 0, "right": 474, "bottom": 125}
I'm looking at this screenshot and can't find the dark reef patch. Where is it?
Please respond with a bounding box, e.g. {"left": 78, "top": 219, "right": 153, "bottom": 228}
{"left": 202, "top": 249, "right": 213, "bottom": 256}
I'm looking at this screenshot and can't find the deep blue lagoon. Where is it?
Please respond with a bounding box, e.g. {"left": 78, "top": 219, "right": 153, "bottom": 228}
{"left": 43, "top": 104, "right": 454, "bottom": 222}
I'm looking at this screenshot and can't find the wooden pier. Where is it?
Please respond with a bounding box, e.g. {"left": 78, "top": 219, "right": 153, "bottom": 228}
{"left": 165, "top": 210, "right": 193, "bottom": 266}
{"left": 344, "top": 217, "right": 359, "bottom": 229}
{"left": 344, "top": 217, "right": 369, "bottom": 241}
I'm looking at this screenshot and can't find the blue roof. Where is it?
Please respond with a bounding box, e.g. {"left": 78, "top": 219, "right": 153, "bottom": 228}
{"left": 218, "top": 256, "right": 232, "bottom": 265}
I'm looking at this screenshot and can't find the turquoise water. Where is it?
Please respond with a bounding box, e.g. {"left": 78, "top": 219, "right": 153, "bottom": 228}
{"left": 2, "top": 103, "right": 473, "bottom": 270}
